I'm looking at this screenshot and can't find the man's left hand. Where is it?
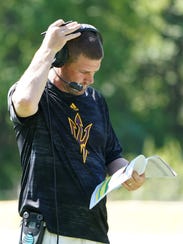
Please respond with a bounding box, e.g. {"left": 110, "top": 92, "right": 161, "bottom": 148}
{"left": 123, "top": 171, "right": 145, "bottom": 191}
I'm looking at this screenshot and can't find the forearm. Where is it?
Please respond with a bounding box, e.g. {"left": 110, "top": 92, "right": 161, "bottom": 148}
{"left": 107, "top": 158, "right": 129, "bottom": 176}
{"left": 12, "top": 46, "right": 55, "bottom": 117}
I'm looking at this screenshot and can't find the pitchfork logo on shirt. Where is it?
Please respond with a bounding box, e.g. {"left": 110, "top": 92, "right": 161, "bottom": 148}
{"left": 68, "top": 113, "right": 92, "bottom": 163}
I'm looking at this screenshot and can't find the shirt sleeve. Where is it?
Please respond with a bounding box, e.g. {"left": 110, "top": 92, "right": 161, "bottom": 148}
{"left": 7, "top": 83, "right": 38, "bottom": 125}
{"left": 101, "top": 96, "right": 123, "bottom": 165}
{"left": 7, "top": 83, "right": 22, "bottom": 124}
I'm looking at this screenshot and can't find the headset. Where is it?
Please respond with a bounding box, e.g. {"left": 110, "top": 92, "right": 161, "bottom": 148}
{"left": 42, "top": 21, "right": 103, "bottom": 91}
{"left": 52, "top": 22, "right": 103, "bottom": 67}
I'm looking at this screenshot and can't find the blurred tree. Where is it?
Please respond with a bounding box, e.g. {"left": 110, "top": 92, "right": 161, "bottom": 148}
{"left": 0, "top": 0, "right": 183, "bottom": 198}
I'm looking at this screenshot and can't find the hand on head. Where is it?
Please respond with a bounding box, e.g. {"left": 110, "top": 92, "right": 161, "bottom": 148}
{"left": 41, "top": 19, "right": 81, "bottom": 54}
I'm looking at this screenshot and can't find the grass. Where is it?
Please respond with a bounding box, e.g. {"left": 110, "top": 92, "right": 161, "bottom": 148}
{"left": 0, "top": 200, "right": 183, "bottom": 243}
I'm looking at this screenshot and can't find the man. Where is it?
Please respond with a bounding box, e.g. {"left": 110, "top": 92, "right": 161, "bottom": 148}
{"left": 8, "top": 19, "right": 145, "bottom": 244}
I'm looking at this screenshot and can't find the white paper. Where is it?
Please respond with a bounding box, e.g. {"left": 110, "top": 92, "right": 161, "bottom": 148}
{"left": 89, "top": 155, "right": 177, "bottom": 209}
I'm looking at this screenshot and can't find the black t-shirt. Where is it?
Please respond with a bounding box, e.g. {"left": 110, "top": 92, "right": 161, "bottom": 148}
{"left": 8, "top": 81, "right": 122, "bottom": 243}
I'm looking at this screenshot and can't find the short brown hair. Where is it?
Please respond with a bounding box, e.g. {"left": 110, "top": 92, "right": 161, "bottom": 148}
{"left": 67, "top": 30, "right": 104, "bottom": 63}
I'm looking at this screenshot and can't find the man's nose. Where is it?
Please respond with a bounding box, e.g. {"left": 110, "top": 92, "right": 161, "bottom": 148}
{"left": 85, "top": 74, "right": 94, "bottom": 84}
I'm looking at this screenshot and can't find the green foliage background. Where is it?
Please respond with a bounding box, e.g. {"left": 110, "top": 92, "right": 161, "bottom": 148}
{"left": 1, "top": 0, "right": 183, "bottom": 200}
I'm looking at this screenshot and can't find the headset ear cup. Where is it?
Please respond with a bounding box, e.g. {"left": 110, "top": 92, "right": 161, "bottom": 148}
{"left": 52, "top": 45, "right": 69, "bottom": 67}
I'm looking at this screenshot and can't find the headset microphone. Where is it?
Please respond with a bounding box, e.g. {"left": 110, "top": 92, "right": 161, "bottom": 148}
{"left": 53, "top": 68, "right": 83, "bottom": 91}
{"left": 61, "top": 77, "right": 83, "bottom": 91}
{"left": 67, "top": 81, "right": 83, "bottom": 91}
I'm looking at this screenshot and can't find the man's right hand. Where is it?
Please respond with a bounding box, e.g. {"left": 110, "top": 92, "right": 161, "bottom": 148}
{"left": 41, "top": 19, "right": 81, "bottom": 54}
